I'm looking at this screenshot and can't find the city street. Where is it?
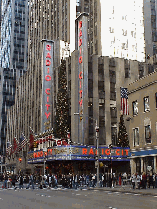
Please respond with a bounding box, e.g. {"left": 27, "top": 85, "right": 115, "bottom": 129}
{"left": 0, "top": 186, "right": 156, "bottom": 209}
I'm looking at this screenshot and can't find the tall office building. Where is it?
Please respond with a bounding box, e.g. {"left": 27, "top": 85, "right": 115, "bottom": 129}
{"left": 78, "top": 0, "right": 157, "bottom": 62}
{"left": 0, "top": 68, "right": 16, "bottom": 154}
{"left": 0, "top": 0, "right": 28, "bottom": 78}
{"left": 0, "top": 0, "right": 28, "bottom": 154}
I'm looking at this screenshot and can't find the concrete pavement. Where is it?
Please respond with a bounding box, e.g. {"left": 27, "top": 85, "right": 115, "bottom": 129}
{"left": 93, "top": 184, "right": 157, "bottom": 196}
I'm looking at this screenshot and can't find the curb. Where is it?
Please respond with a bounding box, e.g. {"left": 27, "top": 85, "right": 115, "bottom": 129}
{"left": 89, "top": 187, "right": 157, "bottom": 196}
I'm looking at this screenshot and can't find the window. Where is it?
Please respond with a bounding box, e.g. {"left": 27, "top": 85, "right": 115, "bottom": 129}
{"left": 132, "top": 100, "right": 138, "bottom": 116}
{"left": 145, "top": 125, "right": 151, "bottom": 143}
{"left": 133, "top": 128, "right": 139, "bottom": 146}
{"left": 155, "top": 93, "right": 157, "bottom": 108}
{"left": 144, "top": 96, "right": 150, "bottom": 112}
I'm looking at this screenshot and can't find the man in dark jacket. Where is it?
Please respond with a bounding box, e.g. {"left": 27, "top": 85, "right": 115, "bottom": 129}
{"left": 11, "top": 174, "right": 16, "bottom": 188}
{"left": 19, "top": 175, "right": 24, "bottom": 189}
{"left": 4, "top": 173, "right": 8, "bottom": 189}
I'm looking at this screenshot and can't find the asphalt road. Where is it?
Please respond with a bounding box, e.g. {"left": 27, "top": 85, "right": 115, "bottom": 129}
{"left": 0, "top": 187, "right": 156, "bottom": 209}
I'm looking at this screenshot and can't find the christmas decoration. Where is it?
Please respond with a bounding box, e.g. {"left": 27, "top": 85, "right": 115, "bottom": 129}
{"left": 54, "top": 59, "right": 70, "bottom": 139}
{"left": 118, "top": 115, "right": 129, "bottom": 147}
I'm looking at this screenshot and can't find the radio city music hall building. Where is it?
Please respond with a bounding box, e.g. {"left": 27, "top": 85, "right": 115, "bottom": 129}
{"left": 5, "top": 12, "right": 156, "bottom": 175}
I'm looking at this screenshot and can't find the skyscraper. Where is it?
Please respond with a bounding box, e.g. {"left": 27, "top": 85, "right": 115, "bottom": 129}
{"left": 79, "top": 0, "right": 157, "bottom": 61}
{"left": 0, "top": 0, "right": 28, "bottom": 154}
{"left": 0, "top": 0, "right": 28, "bottom": 79}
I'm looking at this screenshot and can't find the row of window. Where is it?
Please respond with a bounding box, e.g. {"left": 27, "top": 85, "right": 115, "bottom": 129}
{"left": 133, "top": 125, "right": 151, "bottom": 147}
{"left": 132, "top": 93, "right": 157, "bottom": 115}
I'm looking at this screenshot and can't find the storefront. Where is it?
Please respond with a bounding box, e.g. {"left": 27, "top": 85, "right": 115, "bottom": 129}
{"left": 28, "top": 145, "right": 130, "bottom": 175}
{"left": 129, "top": 149, "right": 157, "bottom": 174}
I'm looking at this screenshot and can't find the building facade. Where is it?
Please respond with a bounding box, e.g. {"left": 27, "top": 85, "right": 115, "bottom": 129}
{"left": 78, "top": 0, "right": 157, "bottom": 61}
{"left": 0, "top": 0, "right": 28, "bottom": 77}
{"left": 0, "top": 68, "right": 16, "bottom": 155}
{"left": 6, "top": 50, "right": 153, "bottom": 173}
{"left": 0, "top": 0, "right": 28, "bottom": 155}
{"left": 128, "top": 71, "right": 157, "bottom": 175}
{"left": 4, "top": 1, "right": 157, "bottom": 173}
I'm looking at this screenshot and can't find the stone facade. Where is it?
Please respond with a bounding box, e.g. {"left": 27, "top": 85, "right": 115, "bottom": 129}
{"left": 128, "top": 71, "right": 157, "bottom": 174}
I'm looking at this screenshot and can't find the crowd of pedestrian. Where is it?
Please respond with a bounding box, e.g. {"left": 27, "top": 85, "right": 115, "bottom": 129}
{"left": 0, "top": 172, "right": 124, "bottom": 189}
{"left": 131, "top": 172, "right": 157, "bottom": 189}
{"left": 1, "top": 173, "right": 35, "bottom": 189}
{"left": 2, "top": 171, "right": 157, "bottom": 190}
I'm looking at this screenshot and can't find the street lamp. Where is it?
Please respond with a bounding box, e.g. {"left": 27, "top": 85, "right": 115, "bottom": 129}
{"left": 95, "top": 120, "right": 100, "bottom": 187}
{"left": 43, "top": 148, "right": 47, "bottom": 176}
{"left": 88, "top": 117, "right": 100, "bottom": 187}
{"left": 108, "top": 144, "right": 113, "bottom": 187}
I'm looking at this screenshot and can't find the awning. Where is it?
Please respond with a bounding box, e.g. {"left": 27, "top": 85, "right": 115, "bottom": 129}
{"left": 129, "top": 149, "right": 157, "bottom": 158}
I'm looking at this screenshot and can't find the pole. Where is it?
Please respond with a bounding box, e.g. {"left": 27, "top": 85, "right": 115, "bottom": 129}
{"left": 0, "top": 156, "right": 2, "bottom": 174}
{"left": 110, "top": 150, "right": 112, "bottom": 187}
{"left": 109, "top": 145, "right": 113, "bottom": 187}
{"left": 44, "top": 159, "right": 46, "bottom": 176}
{"left": 96, "top": 120, "right": 99, "bottom": 187}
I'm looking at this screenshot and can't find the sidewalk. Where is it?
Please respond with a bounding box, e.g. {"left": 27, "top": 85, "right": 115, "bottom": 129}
{"left": 92, "top": 184, "right": 157, "bottom": 196}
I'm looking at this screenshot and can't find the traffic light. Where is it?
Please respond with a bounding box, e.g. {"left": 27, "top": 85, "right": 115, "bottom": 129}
{"left": 19, "top": 158, "right": 22, "bottom": 163}
{"left": 80, "top": 116, "right": 83, "bottom": 121}
{"left": 33, "top": 141, "right": 38, "bottom": 148}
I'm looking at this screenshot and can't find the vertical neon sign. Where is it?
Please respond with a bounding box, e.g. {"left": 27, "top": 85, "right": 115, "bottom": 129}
{"left": 42, "top": 40, "right": 54, "bottom": 132}
{"left": 76, "top": 13, "right": 88, "bottom": 144}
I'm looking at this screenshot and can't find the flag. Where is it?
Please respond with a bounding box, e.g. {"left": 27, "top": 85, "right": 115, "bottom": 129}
{"left": 29, "top": 129, "right": 34, "bottom": 150}
{"left": 6, "top": 141, "right": 11, "bottom": 156}
{"left": 19, "top": 134, "right": 27, "bottom": 151}
{"left": 62, "top": 139, "right": 68, "bottom": 145}
{"left": 12, "top": 138, "right": 19, "bottom": 154}
{"left": 121, "top": 87, "right": 129, "bottom": 115}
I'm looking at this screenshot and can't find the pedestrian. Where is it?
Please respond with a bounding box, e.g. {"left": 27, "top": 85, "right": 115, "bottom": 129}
{"left": 11, "top": 174, "right": 16, "bottom": 188}
{"left": 136, "top": 173, "right": 141, "bottom": 189}
{"left": 48, "top": 174, "right": 52, "bottom": 187}
{"left": 113, "top": 174, "right": 116, "bottom": 188}
{"left": 131, "top": 173, "right": 136, "bottom": 189}
{"left": 155, "top": 173, "right": 157, "bottom": 188}
{"left": 30, "top": 173, "right": 35, "bottom": 189}
{"left": 142, "top": 172, "right": 147, "bottom": 189}
{"left": 19, "top": 174, "right": 24, "bottom": 189}
{"left": 3, "top": 173, "right": 8, "bottom": 189}
{"left": 119, "top": 173, "right": 122, "bottom": 186}
{"left": 74, "top": 174, "right": 78, "bottom": 189}
{"left": 148, "top": 172, "right": 154, "bottom": 189}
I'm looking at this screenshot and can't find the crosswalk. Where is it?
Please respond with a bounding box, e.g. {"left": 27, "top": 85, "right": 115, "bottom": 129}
{"left": 1, "top": 186, "right": 157, "bottom": 199}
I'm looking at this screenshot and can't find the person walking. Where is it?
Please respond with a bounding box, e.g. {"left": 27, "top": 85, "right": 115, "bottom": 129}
{"left": 30, "top": 173, "right": 34, "bottom": 189}
{"left": 11, "top": 174, "right": 16, "bottom": 188}
{"left": 142, "top": 172, "right": 147, "bottom": 189}
{"left": 74, "top": 174, "right": 78, "bottom": 189}
{"left": 131, "top": 173, "right": 136, "bottom": 189}
{"left": 19, "top": 174, "right": 24, "bottom": 189}
{"left": 119, "top": 173, "right": 122, "bottom": 186}
{"left": 136, "top": 173, "right": 141, "bottom": 189}
{"left": 27, "top": 173, "right": 34, "bottom": 189}
{"left": 3, "top": 173, "right": 8, "bottom": 189}
{"left": 148, "top": 172, "right": 154, "bottom": 189}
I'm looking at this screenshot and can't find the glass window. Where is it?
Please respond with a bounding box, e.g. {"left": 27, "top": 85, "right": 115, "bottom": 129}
{"left": 133, "top": 128, "right": 139, "bottom": 146}
{"left": 145, "top": 125, "right": 151, "bottom": 143}
{"left": 132, "top": 100, "right": 138, "bottom": 115}
{"left": 144, "top": 96, "right": 150, "bottom": 112}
